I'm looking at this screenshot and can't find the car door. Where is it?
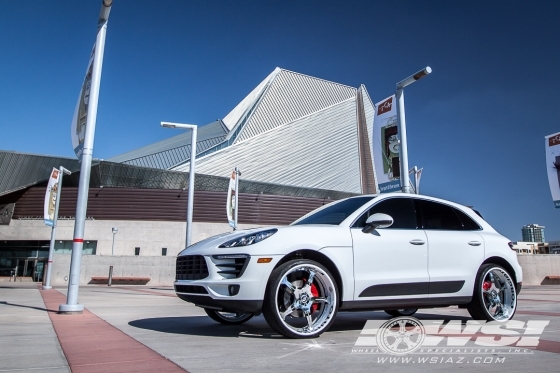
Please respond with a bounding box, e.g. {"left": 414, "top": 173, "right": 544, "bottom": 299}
{"left": 351, "top": 197, "right": 429, "bottom": 301}
{"left": 415, "top": 199, "right": 485, "bottom": 299}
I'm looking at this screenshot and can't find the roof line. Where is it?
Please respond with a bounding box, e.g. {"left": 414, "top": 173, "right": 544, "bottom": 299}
{"left": 277, "top": 68, "right": 358, "bottom": 91}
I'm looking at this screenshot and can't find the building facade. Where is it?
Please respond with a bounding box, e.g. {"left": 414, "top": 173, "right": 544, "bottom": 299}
{"left": 521, "top": 224, "right": 545, "bottom": 243}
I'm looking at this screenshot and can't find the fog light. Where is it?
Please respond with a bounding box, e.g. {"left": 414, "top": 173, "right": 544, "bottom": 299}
{"left": 228, "top": 285, "right": 240, "bottom": 296}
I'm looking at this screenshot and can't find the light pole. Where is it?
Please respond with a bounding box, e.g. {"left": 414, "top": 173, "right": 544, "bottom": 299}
{"left": 396, "top": 66, "right": 431, "bottom": 193}
{"left": 43, "top": 166, "right": 72, "bottom": 290}
{"left": 111, "top": 227, "right": 118, "bottom": 255}
{"left": 161, "top": 122, "right": 198, "bottom": 247}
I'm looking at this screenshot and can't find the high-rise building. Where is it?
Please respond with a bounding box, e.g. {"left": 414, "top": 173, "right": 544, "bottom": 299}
{"left": 521, "top": 224, "right": 545, "bottom": 243}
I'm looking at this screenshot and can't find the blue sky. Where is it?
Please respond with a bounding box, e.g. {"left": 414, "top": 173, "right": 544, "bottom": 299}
{"left": 1, "top": 1, "right": 559, "bottom": 241}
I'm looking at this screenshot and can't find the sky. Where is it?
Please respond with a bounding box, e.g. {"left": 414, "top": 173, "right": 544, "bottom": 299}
{"left": 1, "top": 0, "right": 559, "bottom": 241}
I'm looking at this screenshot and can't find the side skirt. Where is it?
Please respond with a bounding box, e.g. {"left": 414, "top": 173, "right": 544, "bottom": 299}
{"left": 339, "top": 296, "right": 472, "bottom": 311}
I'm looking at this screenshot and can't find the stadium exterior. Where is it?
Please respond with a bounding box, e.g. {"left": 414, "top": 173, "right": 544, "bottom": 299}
{"left": 0, "top": 68, "right": 377, "bottom": 283}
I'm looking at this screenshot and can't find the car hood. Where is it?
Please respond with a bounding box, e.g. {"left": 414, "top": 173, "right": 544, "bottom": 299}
{"left": 178, "top": 225, "right": 352, "bottom": 256}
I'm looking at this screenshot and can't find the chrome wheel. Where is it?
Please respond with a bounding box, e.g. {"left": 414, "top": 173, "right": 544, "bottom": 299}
{"left": 204, "top": 308, "right": 254, "bottom": 324}
{"left": 263, "top": 260, "right": 338, "bottom": 338}
{"left": 468, "top": 264, "right": 517, "bottom": 321}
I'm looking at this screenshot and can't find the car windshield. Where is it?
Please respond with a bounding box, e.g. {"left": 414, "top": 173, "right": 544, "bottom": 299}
{"left": 292, "top": 196, "right": 375, "bottom": 226}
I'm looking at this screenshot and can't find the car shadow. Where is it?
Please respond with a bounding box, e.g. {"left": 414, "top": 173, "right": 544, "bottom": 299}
{"left": 128, "top": 310, "right": 472, "bottom": 338}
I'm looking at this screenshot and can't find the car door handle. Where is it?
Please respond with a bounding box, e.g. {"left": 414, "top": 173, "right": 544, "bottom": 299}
{"left": 468, "top": 241, "right": 482, "bottom": 246}
{"left": 409, "top": 239, "right": 425, "bottom": 245}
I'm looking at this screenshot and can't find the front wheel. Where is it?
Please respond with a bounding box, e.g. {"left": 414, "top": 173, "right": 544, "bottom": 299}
{"left": 204, "top": 308, "right": 254, "bottom": 324}
{"left": 467, "top": 264, "right": 517, "bottom": 321}
{"left": 384, "top": 309, "right": 418, "bottom": 317}
{"left": 262, "top": 259, "right": 338, "bottom": 338}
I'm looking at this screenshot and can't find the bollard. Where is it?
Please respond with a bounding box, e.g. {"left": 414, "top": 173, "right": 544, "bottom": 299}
{"left": 108, "top": 265, "right": 113, "bottom": 287}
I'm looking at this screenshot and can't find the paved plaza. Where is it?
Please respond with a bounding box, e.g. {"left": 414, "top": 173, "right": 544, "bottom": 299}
{"left": 1, "top": 283, "right": 559, "bottom": 372}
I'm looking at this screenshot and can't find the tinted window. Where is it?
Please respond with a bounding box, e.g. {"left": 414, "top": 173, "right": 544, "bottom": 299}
{"left": 455, "top": 209, "right": 481, "bottom": 230}
{"left": 293, "top": 196, "right": 375, "bottom": 226}
{"left": 352, "top": 198, "right": 417, "bottom": 229}
{"left": 416, "top": 199, "right": 463, "bottom": 230}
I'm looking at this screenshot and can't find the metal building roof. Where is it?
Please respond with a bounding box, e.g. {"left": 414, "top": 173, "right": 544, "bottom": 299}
{"left": 0, "top": 151, "right": 81, "bottom": 196}
{"left": 107, "top": 120, "right": 228, "bottom": 169}
{"left": 234, "top": 69, "right": 357, "bottom": 143}
{"left": 176, "top": 98, "right": 362, "bottom": 193}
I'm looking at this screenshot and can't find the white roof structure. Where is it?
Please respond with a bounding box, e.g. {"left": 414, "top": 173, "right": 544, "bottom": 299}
{"left": 115, "top": 68, "right": 378, "bottom": 194}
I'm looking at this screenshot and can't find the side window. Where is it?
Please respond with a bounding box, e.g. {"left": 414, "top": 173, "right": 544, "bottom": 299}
{"left": 454, "top": 209, "right": 481, "bottom": 230}
{"left": 416, "top": 199, "right": 463, "bottom": 230}
{"left": 352, "top": 198, "right": 417, "bottom": 229}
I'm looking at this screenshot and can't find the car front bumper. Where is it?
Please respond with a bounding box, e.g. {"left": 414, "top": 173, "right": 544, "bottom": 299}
{"left": 174, "top": 254, "right": 284, "bottom": 314}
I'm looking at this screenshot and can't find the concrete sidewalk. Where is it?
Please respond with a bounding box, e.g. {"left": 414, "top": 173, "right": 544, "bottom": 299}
{"left": 1, "top": 283, "right": 559, "bottom": 372}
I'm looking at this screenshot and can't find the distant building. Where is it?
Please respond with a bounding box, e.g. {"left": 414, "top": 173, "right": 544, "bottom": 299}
{"left": 511, "top": 241, "right": 540, "bottom": 255}
{"left": 521, "top": 224, "right": 545, "bottom": 243}
{"left": 547, "top": 241, "right": 560, "bottom": 254}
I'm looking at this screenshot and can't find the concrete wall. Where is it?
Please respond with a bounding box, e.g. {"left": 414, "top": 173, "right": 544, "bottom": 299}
{"left": 0, "top": 219, "right": 268, "bottom": 256}
{"left": 517, "top": 254, "right": 560, "bottom": 285}
{"left": 47, "top": 252, "right": 560, "bottom": 287}
{"left": 49, "top": 254, "right": 177, "bottom": 286}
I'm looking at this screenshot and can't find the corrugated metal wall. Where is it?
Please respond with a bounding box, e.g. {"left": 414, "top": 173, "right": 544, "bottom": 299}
{"left": 2, "top": 187, "right": 330, "bottom": 225}
{"left": 189, "top": 99, "right": 362, "bottom": 193}
{"left": 235, "top": 69, "right": 357, "bottom": 143}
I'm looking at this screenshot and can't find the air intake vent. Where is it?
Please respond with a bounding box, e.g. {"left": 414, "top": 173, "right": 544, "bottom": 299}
{"left": 176, "top": 255, "right": 209, "bottom": 280}
{"left": 174, "top": 285, "right": 208, "bottom": 294}
{"left": 211, "top": 255, "right": 250, "bottom": 279}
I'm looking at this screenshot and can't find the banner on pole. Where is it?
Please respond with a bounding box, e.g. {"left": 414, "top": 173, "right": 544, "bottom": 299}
{"left": 71, "top": 46, "right": 95, "bottom": 161}
{"left": 226, "top": 170, "right": 237, "bottom": 227}
{"left": 44, "top": 168, "right": 61, "bottom": 227}
{"left": 545, "top": 132, "right": 560, "bottom": 208}
{"left": 373, "top": 95, "right": 400, "bottom": 193}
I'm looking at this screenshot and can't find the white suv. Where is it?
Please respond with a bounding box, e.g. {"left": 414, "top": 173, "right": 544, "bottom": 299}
{"left": 175, "top": 193, "right": 522, "bottom": 338}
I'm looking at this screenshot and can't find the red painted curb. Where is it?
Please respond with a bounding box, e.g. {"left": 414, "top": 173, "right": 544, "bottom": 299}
{"left": 39, "top": 288, "right": 188, "bottom": 373}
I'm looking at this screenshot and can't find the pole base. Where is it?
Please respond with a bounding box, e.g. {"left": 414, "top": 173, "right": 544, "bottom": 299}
{"left": 58, "top": 303, "right": 84, "bottom": 314}
{"left": 42, "top": 286, "right": 53, "bottom": 290}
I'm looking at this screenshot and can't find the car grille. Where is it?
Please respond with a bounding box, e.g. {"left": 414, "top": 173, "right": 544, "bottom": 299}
{"left": 176, "top": 255, "right": 209, "bottom": 280}
{"left": 174, "top": 284, "right": 208, "bottom": 294}
{"left": 214, "top": 257, "right": 250, "bottom": 279}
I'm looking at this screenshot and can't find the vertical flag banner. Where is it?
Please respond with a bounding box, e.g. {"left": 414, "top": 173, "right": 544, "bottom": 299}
{"left": 545, "top": 132, "right": 560, "bottom": 208}
{"left": 226, "top": 170, "right": 237, "bottom": 227}
{"left": 44, "top": 168, "right": 60, "bottom": 226}
{"left": 373, "top": 95, "right": 401, "bottom": 192}
{"left": 71, "top": 47, "right": 95, "bottom": 161}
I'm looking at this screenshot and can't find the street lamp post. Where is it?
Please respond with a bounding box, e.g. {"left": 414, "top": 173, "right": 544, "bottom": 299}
{"left": 111, "top": 227, "right": 118, "bottom": 255}
{"left": 161, "top": 122, "right": 198, "bottom": 247}
{"left": 396, "top": 66, "right": 432, "bottom": 193}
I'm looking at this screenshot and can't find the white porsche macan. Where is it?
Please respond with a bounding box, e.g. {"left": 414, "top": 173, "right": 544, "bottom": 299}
{"left": 174, "top": 193, "right": 522, "bottom": 338}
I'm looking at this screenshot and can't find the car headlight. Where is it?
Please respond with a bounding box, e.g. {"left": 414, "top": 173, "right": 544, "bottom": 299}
{"left": 219, "top": 229, "right": 278, "bottom": 248}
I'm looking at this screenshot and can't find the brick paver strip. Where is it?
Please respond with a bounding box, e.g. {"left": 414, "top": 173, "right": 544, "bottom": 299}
{"left": 39, "top": 288, "right": 188, "bottom": 373}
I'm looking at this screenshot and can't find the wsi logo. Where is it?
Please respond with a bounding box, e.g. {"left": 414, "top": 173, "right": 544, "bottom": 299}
{"left": 377, "top": 97, "right": 393, "bottom": 115}
{"left": 353, "top": 317, "right": 549, "bottom": 355}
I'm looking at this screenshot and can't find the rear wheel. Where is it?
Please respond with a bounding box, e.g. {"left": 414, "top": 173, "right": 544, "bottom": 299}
{"left": 204, "top": 308, "right": 254, "bottom": 325}
{"left": 262, "top": 259, "right": 338, "bottom": 338}
{"left": 467, "top": 264, "right": 517, "bottom": 321}
{"left": 384, "top": 309, "right": 418, "bottom": 317}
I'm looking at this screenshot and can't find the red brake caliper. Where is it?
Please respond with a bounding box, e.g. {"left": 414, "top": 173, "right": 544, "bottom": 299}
{"left": 482, "top": 281, "right": 492, "bottom": 291}
{"left": 310, "top": 283, "right": 319, "bottom": 313}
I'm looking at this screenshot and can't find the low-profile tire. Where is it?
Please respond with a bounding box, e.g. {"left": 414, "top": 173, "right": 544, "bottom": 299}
{"left": 467, "top": 264, "right": 517, "bottom": 321}
{"left": 204, "top": 308, "right": 254, "bottom": 325}
{"left": 384, "top": 309, "right": 418, "bottom": 317}
{"left": 262, "top": 259, "right": 338, "bottom": 338}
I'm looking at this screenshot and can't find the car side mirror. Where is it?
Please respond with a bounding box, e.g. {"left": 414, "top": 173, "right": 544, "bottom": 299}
{"left": 361, "top": 213, "right": 394, "bottom": 233}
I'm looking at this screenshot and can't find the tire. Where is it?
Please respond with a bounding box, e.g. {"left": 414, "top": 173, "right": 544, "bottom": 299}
{"left": 384, "top": 309, "right": 418, "bottom": 317}
{"left": 467, "top": 264, "right": 517, "bottom": 321}
{"left": 204, "top": 308, "right": 254, "bottom": 325}
{"left": 262, "top": 259, "right": 339, "bottom": 338}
